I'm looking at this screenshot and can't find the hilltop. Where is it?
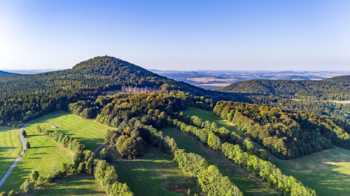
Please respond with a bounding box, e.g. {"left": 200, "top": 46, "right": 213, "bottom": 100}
{"left": 0, "top": 56, "right": 215, "bottom": 124}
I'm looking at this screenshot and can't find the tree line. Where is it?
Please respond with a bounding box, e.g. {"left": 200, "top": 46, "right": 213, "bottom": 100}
{"left": 214, "top": 101, "right": 350, "bottom": 159}
{"left": 14, "top": 125, "right": 134, "bottom": 196}
{"left": 169, "top": 114, "right": 316, "bottom": 195}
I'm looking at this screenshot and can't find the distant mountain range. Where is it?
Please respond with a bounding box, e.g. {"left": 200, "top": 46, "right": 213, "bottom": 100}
{"left": 1, "top": 69, "right": 62, "bottom": 74}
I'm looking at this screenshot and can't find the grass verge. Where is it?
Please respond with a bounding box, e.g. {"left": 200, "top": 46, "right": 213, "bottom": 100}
{"left": 0, "top": 127, "right": 22, "bottom": 180}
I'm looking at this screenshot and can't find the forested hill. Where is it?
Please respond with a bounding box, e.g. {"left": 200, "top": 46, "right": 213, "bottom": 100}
{"left": 220, "top": 76, "right": 350, "bottom": 100}
{"left": 0, "top": 56, "right": 218, "bottom": 124}
{"left": 0, "top": 70, "right": 15, "bottom": 76}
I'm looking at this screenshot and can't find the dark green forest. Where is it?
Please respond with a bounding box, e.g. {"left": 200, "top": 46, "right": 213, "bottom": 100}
{"left": 213, "top": 101, "right": 350, "bottom": 159}
{"left": 0, "top": 56, "right": 221, "bottom": 125}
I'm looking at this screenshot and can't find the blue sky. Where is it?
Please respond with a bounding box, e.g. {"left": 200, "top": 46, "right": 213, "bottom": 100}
{"left": 0, "top": 0, "right": 349, "bottom": 70}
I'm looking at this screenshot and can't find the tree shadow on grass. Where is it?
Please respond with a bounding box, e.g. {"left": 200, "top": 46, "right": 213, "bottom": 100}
{"left": 36, "top": 176, "right": 106, "bottom": 196}
{"left": 115, "top": 146, "right": 200, "bottom": 196}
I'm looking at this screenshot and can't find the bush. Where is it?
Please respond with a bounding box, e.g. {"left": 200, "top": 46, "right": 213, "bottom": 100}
{"left": 31, "top": 170, "right": 39, "bottom": 181}
{"left": 26, "top": 142, "right": 31, "bottom": 149}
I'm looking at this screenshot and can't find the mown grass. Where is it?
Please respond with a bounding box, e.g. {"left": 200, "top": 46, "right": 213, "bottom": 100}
{"left": 0, "top": 123, "right": 72, "bottom": 192}
{"left": 0, "top": 127, "right": 22, "bottom": 180}
{"left": 28, "top": 111, "right": 111, "bottom": 151}
{"left": 275, "top": 147, "right": 350, "bottom": 196}
{"left": 34, "top": 175, "right": 107, "bottom": 196}
{"left": 160, "top": 127, "right": 276, "bottom": 196}
{"left": 113, "top": 146, "right": 199, "bottom": 196}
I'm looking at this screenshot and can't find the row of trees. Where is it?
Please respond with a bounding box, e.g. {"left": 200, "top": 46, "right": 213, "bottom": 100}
{"left": 95, "top": 96, "right": 243, "bottom": 195}
{"left": 133, "top": 121, "right": 243, "bottom": 195}
{"left": 95, "top": 94, "right": 315, "bottom": 195}
{"left": 213, "top": 101, "right": 350, "bottom": 159}
{"left": 16, "top": 125, "right": 134, "bottom": 196}
{"left": 174, "top": 150, "right": 243, "bottom": 196}
{"left": 168, "top": 116, "right": 316, "bottom": 195}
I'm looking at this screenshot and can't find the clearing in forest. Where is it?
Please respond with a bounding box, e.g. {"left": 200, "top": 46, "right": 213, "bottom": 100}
{"left": 183, "top": 108, "right": 246, "bottom": 138}
{"left": 101, "top": 145, "right": 199, "bottom": 196}
{"left": 0, "top": 127, "right": 22, "bottom": 180}
{"left": 33, "top": 175, "right": 107, "bottom": 196}
{"left": 29, "top": 111, "right": 111, "bottom": 151}
{"left": 160, "top": 127, "right": 276, "bottom": 196}
{"left": 0, "top": 122, "right": 72, "bottom": 192}
{"left": 275, "top": 147, "right": 350, "bottom": 196}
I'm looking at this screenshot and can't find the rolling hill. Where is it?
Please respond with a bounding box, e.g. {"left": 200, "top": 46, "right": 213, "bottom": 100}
{"left": 0, "top": 71, "right": 15, "bottom": 76}
{"left": 220, "top": 76, "right": 350, "bottom": 100}
{"left": 0, "top": 56, "right": 223, "bottom": 125}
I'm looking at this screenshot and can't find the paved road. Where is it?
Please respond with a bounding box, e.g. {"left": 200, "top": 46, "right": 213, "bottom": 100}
{"left": 94, "top": 143, "right": 106, "bottom": 153}
{"left": 0, "top": 112, "right": 59, "bottom": 188}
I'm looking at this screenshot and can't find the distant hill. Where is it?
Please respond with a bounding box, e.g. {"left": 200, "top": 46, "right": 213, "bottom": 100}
{"left": 0, "top": 70, "right": 15, "bottom": 76}
{"left": 0, "top": 56, "right": 221, "bottom": 123}
{"left": 2, "top": 69, "right": 61, "bottom": 74}
{"left": 220, "top": 75, "right": 350, "bottom": 100}
{"left": 279, "top": 75, "right": 310, "bottom": 80}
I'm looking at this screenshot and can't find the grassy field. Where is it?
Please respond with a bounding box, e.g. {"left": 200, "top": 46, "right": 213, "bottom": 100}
{"left": 275, "top": 147, "right": 350, "bottom": 196}
{"left": 161, "top": 127, "right": 276, "bottom": 196}
{"left": 27, "top": 111, "right": 111, "bottom": 151}
{"left": 104, "top": 145, "right": 199, "bottom": 196}
{"left": 33, "top": 175, "right": 107, "bottom": 196}
{"left": 0, "top": 122, "right": 72, "bottom": 192}
{"left": 0, "top": 127, "right": 22, "bottom": 180}
{"left": 183, "top": 108, "right": 246, "bottom": 138}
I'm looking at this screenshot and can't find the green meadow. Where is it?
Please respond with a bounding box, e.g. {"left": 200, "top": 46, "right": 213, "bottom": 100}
{"left": 113, "top": 146, "right": 199, "bottom": 196}
{"left": 34, "top": 175, "right": 107, "bottom": 196}
{"left": 183, "top": 108, "right": 246, "bottom": 138}
{"left": 160, "top": 127, "right": 276, "bottom": 196}
{"left": 275, "top": 147, "right": 350, "bottom": 196}
{"left": 0, "top": 127, "right": 22, "bottom": 180}
{"left": 29, "top": 111, "right": 111, "bottom": 151}
{"left": 0, "top": 123, "right": 72, "bottom": 192}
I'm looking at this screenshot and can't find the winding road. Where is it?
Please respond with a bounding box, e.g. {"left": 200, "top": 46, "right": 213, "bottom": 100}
{"left": 0, "top": 112, "right": 58, "bottom": 188}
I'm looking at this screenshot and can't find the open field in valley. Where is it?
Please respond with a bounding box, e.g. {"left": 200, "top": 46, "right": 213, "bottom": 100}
{"left": 275, "top": 147, "right": 350, "bottom": 196}
{"left": 28, "top": 111, "right": 111, "bottom": 151}
{"left": 110, "top": 146, "right": 198, "bottom": 196}
{"left": 160, "top": 127, "right": 276, "bottom": 196}
{"left": 183, "top": 108, "right": 246, "bottom": 138}
{"left": 0, "top": 127, "right": 22, "bottom": 180}
{"left": 33, "top": 175, "right": 107, "bottom": 196}
{"left": 0, "top": 122, "right": 72, "bottom": 192}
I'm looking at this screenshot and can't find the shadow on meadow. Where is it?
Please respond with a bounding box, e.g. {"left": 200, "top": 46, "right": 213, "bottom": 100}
{"left": 275, "top": 147, "right": 350, "bottom": 196}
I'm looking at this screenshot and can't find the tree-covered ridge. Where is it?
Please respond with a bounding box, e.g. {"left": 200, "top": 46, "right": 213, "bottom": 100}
{"left": 0, "top": 71, "right": 15, "bottom": 76}
{"left": 220, "top": 77, "right": 350, "bottom": 100}
{"left": 214, "top": 101, "right": 350, "bottom": 159}
{"left": 0, "top": 56, "right": 214, "bottom": 125}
